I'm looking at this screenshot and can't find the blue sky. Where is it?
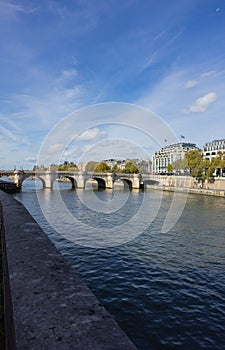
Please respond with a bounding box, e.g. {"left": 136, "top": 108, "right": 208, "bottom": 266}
{"left": 0, "top": 0, "right": 225, "bottom": 169}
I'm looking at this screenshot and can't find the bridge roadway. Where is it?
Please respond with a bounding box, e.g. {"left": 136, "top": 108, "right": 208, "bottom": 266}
{"left": 0, "top": 170, "right": 163, "bottom": 191}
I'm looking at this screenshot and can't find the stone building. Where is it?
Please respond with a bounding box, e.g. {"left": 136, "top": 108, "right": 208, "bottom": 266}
{"left": 152, "top": 142, "right": 198, "bottom": 174}
{"left": 203, "top": 139, "right": 225, "bottom": 162}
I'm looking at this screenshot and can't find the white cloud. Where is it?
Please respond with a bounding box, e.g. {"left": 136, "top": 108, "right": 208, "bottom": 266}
{"left": 184, "top": 71, "right": 217, "bottom": 90}
{"left": 201, "top": 70, "right": 217, "bottom": 78}
{"left": 184, "top": 79, "right": 198, "bottom": 89}
{"left": 185, "top": 92, "right": 217, "bottom": 113}
{"left": 76, "top": 128, "right": 107, "bottom": 141}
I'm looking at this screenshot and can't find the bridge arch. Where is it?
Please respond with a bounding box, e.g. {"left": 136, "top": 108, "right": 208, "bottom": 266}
{"left": 143, "top": 179, "right": 160, "bottom": 188}
{"left": 60, "top": 176, "right": 77, "bottom": 189}
{"left": 118, "top": 178, "right": 132, "bottom": 189}
{"left": 34, "top": 175, "right": 48, "bottom": 189}
{"left": 92, "top": 177, "right": 106, "bottom": 189}
{"left": 21, "top": 175, "right": 46, "bottom": 189}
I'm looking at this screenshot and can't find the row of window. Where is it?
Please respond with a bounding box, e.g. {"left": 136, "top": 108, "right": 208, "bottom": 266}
{"left": 204, "top": 145, "right": 225, "bottom": 151}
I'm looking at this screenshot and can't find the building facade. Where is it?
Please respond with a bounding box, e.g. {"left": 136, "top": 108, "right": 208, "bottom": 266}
{"left": 203, "top": 139, "right": 225, "bottom": 162}
{"left": 152, "top": 142, "right": 198, "bottom": 174}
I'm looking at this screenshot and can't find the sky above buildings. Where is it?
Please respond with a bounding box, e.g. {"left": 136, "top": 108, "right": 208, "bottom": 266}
{"left": 0, "top": 0, "right": 225, "bottom": 169}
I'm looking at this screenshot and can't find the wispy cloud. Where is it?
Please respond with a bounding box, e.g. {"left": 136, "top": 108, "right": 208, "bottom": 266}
{"left": 200, "top": 70, "right": 217, "bottom": 78}
{"left": 0, "top": 1, "right": 38, "bottom": 19}
{"left": 141, "top": 50, "right": 159, "bottom": 71}
{"left": 184, "top": 70, "right": 217, "bottom": 89}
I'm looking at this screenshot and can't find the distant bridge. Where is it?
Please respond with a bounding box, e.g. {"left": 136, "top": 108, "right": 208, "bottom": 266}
{"left": 0, "top": 170, "right": 166, "bottom": 191}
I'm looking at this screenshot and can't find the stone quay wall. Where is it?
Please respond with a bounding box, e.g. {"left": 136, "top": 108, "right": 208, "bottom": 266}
{"left": 148, "top": 176, "right": 225, "bottom": 197}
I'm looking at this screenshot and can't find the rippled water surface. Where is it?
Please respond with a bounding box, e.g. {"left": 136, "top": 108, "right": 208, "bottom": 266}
{"left": 14, "top": 180, "right": 225, "bottom": 350}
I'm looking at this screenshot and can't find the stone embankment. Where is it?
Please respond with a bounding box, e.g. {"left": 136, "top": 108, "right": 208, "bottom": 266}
{"left": 0, "top": 191, "right": 137, "bottom": 350}
{"left": 147, "top": 175, "right": 225, "bottom": 197}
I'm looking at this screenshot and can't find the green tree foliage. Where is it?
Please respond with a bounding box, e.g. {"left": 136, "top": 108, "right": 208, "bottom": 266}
{"left": 184, "top": 150, "right": 225, "bottom": 179}
{"left": 166, "top": 164, "right": 173, "bottom": 173}
{"left": 185, "top": 150, "right": 205, "bottom": 178}
{"left": 112, "top": 164, "right": 120, "bottom": 173}
{"left": 94, "top": 162, "right": 111, "bottom": 173}
{"left": 122, "top": 161, "right": 139, "bottom": 174}
{"left": 58, "top": 161, "right": 77, "bottom": 171}
{"left": 172, "top": 158, "right": 189, "bottom": 172}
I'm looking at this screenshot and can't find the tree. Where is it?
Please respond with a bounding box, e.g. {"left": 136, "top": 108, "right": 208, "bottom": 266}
{"left": 58, "top": 161, "right": 77, "bottom": 171}
{"left": 172, "top": 158, "right": 189, "bottom": 173}
{"left": 112, "top": 164, "right": 120, "bottom": 173}
{"left": 94, "top": 162, "right": 111, "bottom": 173}
{"left": 185, "top": 150, "right": 204, "bottom": 178}
{"left": 122, "top": 161, "right": 139, "bottom": 174}
{"left": 167, "top": 164, "right": 173, "bottom": 173}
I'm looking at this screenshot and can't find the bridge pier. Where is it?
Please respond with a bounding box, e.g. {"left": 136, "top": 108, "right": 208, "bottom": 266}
{"left": 105, "top": 173, "right": 114, "bottom": 189}
{"left": 76, "top": 172, "right": 91, "bottom": 189}
{"left": 44, "top": 171, "right": 57, "bottom": 189}
{"left": 132, "top": 174, "right": 141, "bottom": 189}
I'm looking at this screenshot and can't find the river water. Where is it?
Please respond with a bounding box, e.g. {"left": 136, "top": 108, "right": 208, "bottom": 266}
{"left": 14, "top": 180, "right": 225, "bottom": 350}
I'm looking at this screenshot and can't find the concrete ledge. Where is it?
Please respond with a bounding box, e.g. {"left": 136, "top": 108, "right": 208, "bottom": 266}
{"left": 0, "top": 191, "right": 137, "bottom": 350}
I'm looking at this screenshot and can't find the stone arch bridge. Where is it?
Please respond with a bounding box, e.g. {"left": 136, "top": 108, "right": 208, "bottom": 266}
{"left": 0, "top": 170, "right": 168, "bottom": 191}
